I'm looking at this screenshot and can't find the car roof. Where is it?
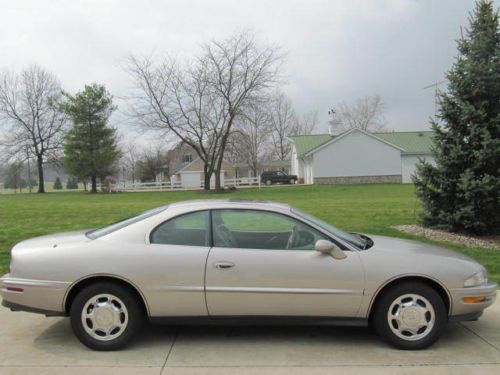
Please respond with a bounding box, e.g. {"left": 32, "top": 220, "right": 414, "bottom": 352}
{"left": 168, "top": 199, "right": 292, "bottom": 212}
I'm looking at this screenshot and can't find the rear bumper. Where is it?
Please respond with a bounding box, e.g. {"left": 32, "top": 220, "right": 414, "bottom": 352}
{"left": 0, "top": 274, "right": 70, "bottom": 315}
{"left": 2, "top": 299, "right": 64, "bottom": 316}
{"left": 449, "top": 282, "right": 497, "bottom": 316}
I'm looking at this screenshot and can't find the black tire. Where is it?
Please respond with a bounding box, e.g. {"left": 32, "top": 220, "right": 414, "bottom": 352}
{"left": 289, "top": 179, "right": 296, "bottom": 184}
{"left": 70, "top": 282, "right": 143, "bottom": 351}
{"left": 373, "top": 282, "right": 446, "bottom": 350}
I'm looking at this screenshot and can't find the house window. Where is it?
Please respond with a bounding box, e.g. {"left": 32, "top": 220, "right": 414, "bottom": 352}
{"left": 182, "top": 154, "right": 193, "bottom": 163}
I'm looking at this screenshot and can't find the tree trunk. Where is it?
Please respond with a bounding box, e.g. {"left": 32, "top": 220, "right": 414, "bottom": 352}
{"left": 203, "top": 165, "right": 211, "bottom": 191}
{"left": 91, "top": 175, "right": 97, "bottom": 193}
{"left": 252, "top": 163, "right": 258, "bottom": 177}
{"left": 36, "top": 156, "right": 45, "bottom": 193}
{"left": 214, "top": 169, "right": 222, "bottom": 191}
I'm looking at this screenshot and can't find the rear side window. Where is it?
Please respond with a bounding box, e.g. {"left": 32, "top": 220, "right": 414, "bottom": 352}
{"left": 150, "top": 211, "right": 210, "bottom": 247}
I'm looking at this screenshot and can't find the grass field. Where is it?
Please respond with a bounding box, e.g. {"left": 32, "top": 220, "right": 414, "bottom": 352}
{"left": 0, "top": 184, "right": 498, "bottom": 282}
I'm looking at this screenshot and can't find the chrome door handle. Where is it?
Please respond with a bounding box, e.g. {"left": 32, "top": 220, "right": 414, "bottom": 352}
{"left": 214, "top": 262, "right": 235, "bottom": 270}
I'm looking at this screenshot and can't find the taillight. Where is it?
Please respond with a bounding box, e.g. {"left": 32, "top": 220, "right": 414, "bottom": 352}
{"left": 6, "top": 287, "right": 24, "bottom": 293}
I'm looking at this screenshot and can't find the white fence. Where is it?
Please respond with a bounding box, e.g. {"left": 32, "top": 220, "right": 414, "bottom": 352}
{"left": 102, "top": 176, "right": 261, "bottom": 192}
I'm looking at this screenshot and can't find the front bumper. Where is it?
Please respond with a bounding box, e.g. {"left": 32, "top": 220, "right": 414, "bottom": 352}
{"left": 449, "top": 282, "right": 497, "bottom": 317}
{"left": 0, "top": 274, "right": 70, "bottom": 315}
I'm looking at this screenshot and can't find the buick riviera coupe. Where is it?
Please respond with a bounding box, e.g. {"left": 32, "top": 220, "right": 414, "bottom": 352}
{"left": 1, "top": 200, "right": 496, "bottom": 351}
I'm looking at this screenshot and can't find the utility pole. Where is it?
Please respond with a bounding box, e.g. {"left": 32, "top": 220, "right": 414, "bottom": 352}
{"left": 423, "top": 81, "right": 446, "bottom": 117}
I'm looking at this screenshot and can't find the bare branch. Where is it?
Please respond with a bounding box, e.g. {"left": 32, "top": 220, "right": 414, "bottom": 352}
{"left": 329, "top": 94, "right": 389, "bottom": 133}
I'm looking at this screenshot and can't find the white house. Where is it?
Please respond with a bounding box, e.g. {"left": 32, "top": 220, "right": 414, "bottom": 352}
{"left": 289, "top": 129, "right": 434, "bottom": 184}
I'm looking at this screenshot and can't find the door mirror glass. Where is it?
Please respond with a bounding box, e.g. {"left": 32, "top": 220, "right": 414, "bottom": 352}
{"left": 315, "top": 240, "right": 347, "bottom": 260}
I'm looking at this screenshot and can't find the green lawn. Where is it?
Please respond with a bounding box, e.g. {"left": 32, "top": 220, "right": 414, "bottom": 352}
{"left": 0, "top": 184, "right": 498, "bottom": 282}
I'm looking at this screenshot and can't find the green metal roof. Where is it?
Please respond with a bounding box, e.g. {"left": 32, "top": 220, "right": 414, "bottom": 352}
{"left": 373, "top": 131, "right": 434, "bottom": 154}
{"left": 288, "top": 134, "right": 333, "bottom": 156}
{"left": 289, "top": 130, "right": 434, "bottom": 156}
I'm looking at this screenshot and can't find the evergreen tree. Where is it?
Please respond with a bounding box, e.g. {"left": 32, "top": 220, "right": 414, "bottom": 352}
{"left": 62, "top": 84, "right": 120, "bottom": 193}
{"left": 413, "top": 1, "right": 499, "bottom": 234}
{"left": 66, "top": 176, "right": 79, "bottom": 189}
{"left": 53, "top": 176, "right": 63, "bottom": 190}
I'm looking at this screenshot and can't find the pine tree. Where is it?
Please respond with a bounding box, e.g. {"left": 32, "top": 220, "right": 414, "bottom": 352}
{"left": 53, "top": 177, "right": 63, "bottom": 190}
{"left": 62, "top": 84, "right": 120, "bottom": 193}
{"left": 413, "top": 0, "right": 499, "bottom": 235}
{"left": 66, "top": 176, "right": 78, "bottom": 189}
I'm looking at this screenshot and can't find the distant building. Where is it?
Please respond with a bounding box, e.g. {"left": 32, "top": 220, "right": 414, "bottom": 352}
{"left": 288, "top": 129, "right": 435, "bottom": 184}
{"left": 167, "top": 142, "right": 291, "bottom": 188}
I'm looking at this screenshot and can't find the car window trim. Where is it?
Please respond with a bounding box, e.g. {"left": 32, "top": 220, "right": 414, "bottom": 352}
{"left": 209, "top": 208, "right": 350, "bottom": 251}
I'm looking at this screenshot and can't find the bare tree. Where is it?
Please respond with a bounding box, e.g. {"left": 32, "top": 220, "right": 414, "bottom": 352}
{"left": 121, "top": 141, "right": 140, "bottom": 183}
{"left": 137, "top": 144, "right": 170, "bottom": 182}
{"left": 127, "top": 31, "right": 282, "bottom": 190}
{"left": 294, "top": 110, "right": 318, "bottom": 135}
{"left": 0, "top": 65, "right": 67, "bottom": 193}
{"left": 267, "top": 91, "right": 316, "bottom": 160}
{"left": 268, "top": 91, "right": 296, "bottom": 161}
{"left": 3, "top": 159, "right": 25, "bottom": 192}
{"left": 230, "top": 102, "right": 272, "bottom": 176}
{"left": 330, "top": 94, "right": 388, "bottom": 134}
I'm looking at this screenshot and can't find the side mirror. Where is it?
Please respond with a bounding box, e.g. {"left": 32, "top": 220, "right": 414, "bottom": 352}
{"left": 315, "top": 240, "right": 347, "bottom": 260}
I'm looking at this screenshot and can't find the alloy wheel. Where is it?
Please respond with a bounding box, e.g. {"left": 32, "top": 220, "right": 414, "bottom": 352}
{"left": 387, "top": 293, "right": 435, "bottom": 341}
{"left": 81, "top": 293, "right": 129, "bottom": 342}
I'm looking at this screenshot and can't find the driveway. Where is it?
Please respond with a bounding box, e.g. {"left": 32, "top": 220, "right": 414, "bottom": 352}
{"left": 0, "top": 300, "right": 498, "bottom": 375}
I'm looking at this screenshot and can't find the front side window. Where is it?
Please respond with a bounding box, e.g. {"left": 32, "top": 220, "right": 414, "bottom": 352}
{"left": 212, "top": 209, "right": 329, "bottom": 250}
{"left": 151, "top": 210, "right": 209, "bottom": 246}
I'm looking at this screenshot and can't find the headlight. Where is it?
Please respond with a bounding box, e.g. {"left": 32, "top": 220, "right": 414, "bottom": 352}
{"left": 464, "top": 270, "right": 488, "bottom": 287}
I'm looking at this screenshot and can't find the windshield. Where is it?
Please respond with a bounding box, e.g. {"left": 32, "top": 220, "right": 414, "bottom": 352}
{"left": 86, "top": 205, "right": 168, "bottom": 239}
{"left": 292, "top": 208, "right": 366, "bottom": 249}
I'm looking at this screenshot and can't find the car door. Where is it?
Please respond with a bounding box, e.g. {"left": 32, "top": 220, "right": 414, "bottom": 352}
{"left": 277, "top": 171, "right": 286, "bottom": 183}
{"left": 145, "top": 210, "right": 211, "bottom": 316}
{"left": 205, "top": 209, "right": 365, "bottom": 317}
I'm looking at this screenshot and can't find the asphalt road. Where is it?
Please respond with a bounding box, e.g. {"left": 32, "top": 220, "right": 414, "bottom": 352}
{"left": 0, "top": 299, "right": 498, "bottom": 375}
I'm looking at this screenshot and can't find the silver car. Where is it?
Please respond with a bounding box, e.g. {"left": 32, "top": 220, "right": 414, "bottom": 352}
{"left": 1, "top": 199, "right": 496, "bottom": 350}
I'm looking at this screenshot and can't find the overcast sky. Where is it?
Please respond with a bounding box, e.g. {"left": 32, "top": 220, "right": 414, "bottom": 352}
{"left": 0, "top": 0, "right": 494, "bottom": 140}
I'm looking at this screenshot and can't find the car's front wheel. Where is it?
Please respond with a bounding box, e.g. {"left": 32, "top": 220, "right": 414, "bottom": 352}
{"left": 70, "top": 282, "right": 143, "bottom": 350}
{"left": 373, "top": 282, "right": 446, "bottom": 350}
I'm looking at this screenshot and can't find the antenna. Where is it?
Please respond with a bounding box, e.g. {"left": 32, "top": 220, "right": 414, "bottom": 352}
{"left": 423, "top": 80, "right": 446, "bottom": 117}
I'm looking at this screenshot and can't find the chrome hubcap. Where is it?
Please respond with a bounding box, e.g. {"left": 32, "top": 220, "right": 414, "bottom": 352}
{"left": 387, "top": 293, "right": 435, "bottom": 341}
{"left": 81, "top": 294, "right": 128, "bottom": 341}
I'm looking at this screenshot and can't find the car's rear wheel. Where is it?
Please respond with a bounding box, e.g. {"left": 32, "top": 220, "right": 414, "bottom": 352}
{"left": 373, "top": 282, "right": 446, "bottom": 350}
{"left": 289, "top": 179, "right": 296, "bottom": 184}
{"left": 70, "top": 282, "right": 143, "bottom": 351}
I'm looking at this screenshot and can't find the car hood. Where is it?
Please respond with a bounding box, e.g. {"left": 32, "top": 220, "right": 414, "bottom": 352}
{"left": 12, "top": 230, "right": 91, "bottom": 251}
{"left": 368, "top": 234, "right": 478, "bottom": 263}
